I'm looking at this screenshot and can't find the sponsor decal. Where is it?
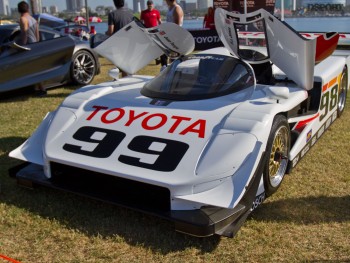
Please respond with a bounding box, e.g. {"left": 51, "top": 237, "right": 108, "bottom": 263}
{"left": 301, "top": 144, "right": 310, "bottom": 157}
{"left": 86, "top": 105, "right": 206, "bottom": 138}
{"left": 163, "top": 36, "right": 179, "bottom": 50}
{"left": 291, "top": 114, "right": 336, "bottom": 168}
{"left": 62, "top": 105, "right": 208, "bottom": 171}
{"left": 214, "top": 0, "right": 231, "bottom": 10}
{"left": 307, "top": 4, "right": 343, "bottom": 12}
{"left": 63, "top": 126, "right": 189, "bottom": 171}
{"left": 306, "top": 130, "right": 312, "bottom": 143}
{"left": 227, "top": 0, "right": 275, "bottom": 13}
{"left": 311, "top": 135, "right": 317, "bottom": 146}
{"left": 193, "top": 35, "right": 221, "bottom": 45}
{"left": 252, "top": 193, "right": 265, "bottom": 210}
{"left": 319, "top": 76, "right": 339, "bottom": 122}
{"left": 291, "top": 73, "right": 341, "bottom": 167}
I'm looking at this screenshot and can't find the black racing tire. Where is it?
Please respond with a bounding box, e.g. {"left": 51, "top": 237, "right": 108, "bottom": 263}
{"left": 263, "top": 115, "right": 291, "bottom": 197}
{"left": 70, "top": 50, "right": 96, "bottom": 85}
{"left": 337, "top": 66, "right": 348, "bottom": 117}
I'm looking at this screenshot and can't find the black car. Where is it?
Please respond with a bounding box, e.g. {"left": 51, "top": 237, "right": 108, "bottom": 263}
{"left": 0, "top": 24, "right": 100, "bottom": 93}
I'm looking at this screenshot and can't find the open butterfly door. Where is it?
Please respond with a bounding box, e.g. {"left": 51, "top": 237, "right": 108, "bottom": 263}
{"left": 94, "top": 21, "right": 195, "bottom": 75}
{"left": 214, "top": 8, "right": 339, "bottom": 90}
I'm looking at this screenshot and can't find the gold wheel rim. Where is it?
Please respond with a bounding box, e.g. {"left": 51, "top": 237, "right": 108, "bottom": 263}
{"left": 269, "top": 126, "right": 288, "bottom": 186}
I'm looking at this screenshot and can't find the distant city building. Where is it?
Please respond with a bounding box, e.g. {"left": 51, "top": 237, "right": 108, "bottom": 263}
{"left": 96, "top": 5, "right": 106, "bottom": 16}
{"left": 67, "top": 0, "right": 84, "bottom": 12}
{"left": 185, "top": 2, "right": 197, "bottom": 12}
{"left": 0, "top": 0, "right": 11, "bottom": 16}
{"left": 50, "top": 5, "right": 59, "bottom": 14}
{"left": 197, "top": 0, "right": 210, "bottom": 10}
{"left": 29, "top": 0, "right": 43, "bottom": 14}
{"left": 10, "top": 7, "right": 19, "bottom": 17}
{"left": 179, "top": 1, "right": 197, "bottom": 12}
{"left": 180, "top": 0, "right": 186, "bottom": 10}
{"left": 133, "top": 0, "right": 145, "bottom": 13}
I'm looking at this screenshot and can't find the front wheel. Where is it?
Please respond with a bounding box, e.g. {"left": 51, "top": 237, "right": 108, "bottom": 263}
{"left": 337, "top": 66, "right": 348, "bottom": 117}
{"left": 263, "top": 115, "right": 290, "bottom": 197}
{"left": 70, "top": 50, "right": 96, "bottom": 85}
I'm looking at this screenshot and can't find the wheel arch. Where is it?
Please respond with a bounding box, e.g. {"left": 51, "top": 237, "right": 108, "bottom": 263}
{"left": 70, "top": 48, "right": 98, "bottom": 85}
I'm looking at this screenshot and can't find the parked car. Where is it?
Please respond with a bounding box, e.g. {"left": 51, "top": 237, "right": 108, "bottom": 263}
{"left": 9, "top": 9, "right": 349, "bottom": 237}
{"left": 0, "top": 24, "right": 100, "bottom": 93}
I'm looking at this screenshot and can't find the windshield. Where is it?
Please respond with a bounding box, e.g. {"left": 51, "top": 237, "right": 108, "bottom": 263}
{"left": 141, "top": 54, "right": 255, "bottom": 101}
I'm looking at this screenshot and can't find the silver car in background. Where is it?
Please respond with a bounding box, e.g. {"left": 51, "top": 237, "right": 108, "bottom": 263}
{"left": 0, "top": 24, "right": 100, "bottom": 93}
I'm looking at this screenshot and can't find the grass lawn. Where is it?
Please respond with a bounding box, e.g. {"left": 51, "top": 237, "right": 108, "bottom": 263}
{"left": 0, "top": 58, "right": 349, "bottom": 262}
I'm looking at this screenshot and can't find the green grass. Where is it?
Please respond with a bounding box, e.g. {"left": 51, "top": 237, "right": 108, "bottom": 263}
{"left": 0, "top": 58, "right": 349, "bottom": 262}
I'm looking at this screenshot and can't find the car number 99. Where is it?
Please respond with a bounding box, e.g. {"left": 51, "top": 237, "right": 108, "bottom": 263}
{"left": 63, "top": 126, "right": 189, "bottom": 172}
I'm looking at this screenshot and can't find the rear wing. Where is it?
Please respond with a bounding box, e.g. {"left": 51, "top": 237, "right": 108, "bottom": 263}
{"left": 302, "top": 32, "right": 350, "bottom": 51}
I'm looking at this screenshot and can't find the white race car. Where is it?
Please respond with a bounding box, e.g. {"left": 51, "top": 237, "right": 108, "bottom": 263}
{"left": 9, "top": 9, "right": 349, "bottom": 237}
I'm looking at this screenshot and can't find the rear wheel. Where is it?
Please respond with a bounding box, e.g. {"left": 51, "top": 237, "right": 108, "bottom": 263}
{"left": 337, "top": 66, "right": 348, "bottom": 117}
{"left": 70, "top": 50, "right": 96, "bottom": 85}
{"left": 263, "top": 115, "right": 290, "bottom": 197}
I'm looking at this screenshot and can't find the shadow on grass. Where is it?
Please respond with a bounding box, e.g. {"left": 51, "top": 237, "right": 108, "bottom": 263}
{"left": 0, "top": 137, "right": 27, "bottom": 165}
{"left": 0, "top": 87, "right": 35, "bottom": 102}
{"left": 0, "top": 137, "right": 221, "bottom": 253}
{"left": 252, "top": 195, "right": 350, "bottom": 224}
{"left": 0, "top": 85, "right": 80, "bottom": 102}
{"left": 1, "top": 137, "right": 349, "bottom": 254}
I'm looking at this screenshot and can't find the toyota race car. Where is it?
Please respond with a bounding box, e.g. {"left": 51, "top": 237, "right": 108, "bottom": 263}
{"left": 9, "top": 9, "right": 350, "bottom": 237}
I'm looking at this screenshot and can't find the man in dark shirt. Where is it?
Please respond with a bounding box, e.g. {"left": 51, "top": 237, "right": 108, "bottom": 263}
{"left": 107, "top": 0, "right": 133, "bottom": 36}
{"left": 107, "top": 0, "right": 133, "bottom": 77}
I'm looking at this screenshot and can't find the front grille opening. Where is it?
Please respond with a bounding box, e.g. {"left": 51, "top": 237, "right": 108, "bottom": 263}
{"left": 50, "top": 162, "right": 171, "bottom": 212}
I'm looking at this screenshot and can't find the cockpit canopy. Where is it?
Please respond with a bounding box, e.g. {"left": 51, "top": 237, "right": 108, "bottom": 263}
{"left": 141, "top": 54, "right": 255, "bottom": 101}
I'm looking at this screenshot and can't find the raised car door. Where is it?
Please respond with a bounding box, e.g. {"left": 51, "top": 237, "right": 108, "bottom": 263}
{"left": 94, "top": 21, "right": 195, "bottom": 74}
{"left": 214, "top": 8, "right": 317, "bottom": 90}
{"left": 0, "top": 33, "right": 75, "bottom": 92}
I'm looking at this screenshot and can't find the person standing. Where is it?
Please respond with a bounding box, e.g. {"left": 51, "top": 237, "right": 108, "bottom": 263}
{"left": 140, "top": 1, "right": 168, "bottom": 71}
{"left": 165, "top": 0, "right": 184, "bottom": 26}
{"left": 18, "top": 1, "right": 46, "bottom": 96}
{"left": 107, "top": 0, "right": 133, "bottom": 36}
{"left": 18, "top": 1, "right": 39, "bottom": 45}
{"left": 203, "top": 7, "right": 215, "bottom": 30}
{"left": 161, "top": 0, "right": 184, "bottom": 70}
{"left": 107, "top": 0, "right": 134, "bottom": 77}
{"left": 140, "top": 0, "right": 161, "bottom": 28}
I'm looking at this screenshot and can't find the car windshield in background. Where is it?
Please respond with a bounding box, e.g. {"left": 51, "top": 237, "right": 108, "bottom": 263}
{"left": 141, "top": 54, "right": 254, "bottom": 101}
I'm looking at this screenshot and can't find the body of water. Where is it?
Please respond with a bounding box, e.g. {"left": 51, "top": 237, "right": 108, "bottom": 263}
{"left": 92, "top": 16, "right": 350, "bottom": 34}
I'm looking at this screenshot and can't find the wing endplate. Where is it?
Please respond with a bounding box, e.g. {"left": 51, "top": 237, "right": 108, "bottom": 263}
{"left": 315, "top": 32, "right": 339, "bottom": 64}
